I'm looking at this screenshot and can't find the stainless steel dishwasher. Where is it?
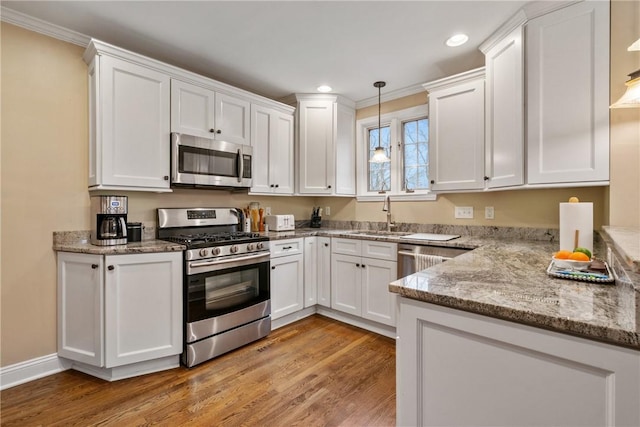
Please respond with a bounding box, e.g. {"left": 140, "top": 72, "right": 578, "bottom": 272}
{"left": 397, "top": 244, "right": 470, "bottom": 278}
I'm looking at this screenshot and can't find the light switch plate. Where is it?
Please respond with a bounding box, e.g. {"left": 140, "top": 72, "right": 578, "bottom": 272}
{"left": 455, "top": 206, "right": 474, "bottom": 219}
{"left": 485, "top": 206, "right": 495, "bottom": 220}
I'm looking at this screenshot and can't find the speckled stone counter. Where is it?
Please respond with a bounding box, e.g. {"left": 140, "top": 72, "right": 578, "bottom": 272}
{"left": 602, "top": 226, "right": 640, "bottom": 274}
{"left": 389, "top": 239, "right": 640, "bottom": 350}
{"left": 53, "top": 231, "right": 185, "bottom": 254}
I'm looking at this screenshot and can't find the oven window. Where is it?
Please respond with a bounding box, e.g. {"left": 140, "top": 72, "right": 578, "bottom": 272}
{"left": 187, "top": 260, "right": 269, "bottom": 322}
{"left": 179, "top": 146, "right": 237, "bottom": 177}
{"left": 205, "top": 269, "right": 258, "bottom": 310}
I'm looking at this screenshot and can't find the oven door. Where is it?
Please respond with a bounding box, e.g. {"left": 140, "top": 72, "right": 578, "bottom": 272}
{"left": 171, "top": 132, "right": 252, "bottom": 188}
{"left": 185, "top": 253, "right": 269, "bottom": 331}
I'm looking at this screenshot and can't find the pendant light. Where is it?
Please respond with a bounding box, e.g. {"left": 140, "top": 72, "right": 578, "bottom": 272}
{"left": 370, "top": 81, "right": 390, "bottom": 163}
{"left": 611, "top": 38, "right": 640, "bottom": 109}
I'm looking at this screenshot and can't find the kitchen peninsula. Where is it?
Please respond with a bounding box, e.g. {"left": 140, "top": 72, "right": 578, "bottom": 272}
{"left": 388, "top": 226, "right": 640, "bottom": 426}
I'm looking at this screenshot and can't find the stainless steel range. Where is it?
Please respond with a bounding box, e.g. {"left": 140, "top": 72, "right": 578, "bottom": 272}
{"left": 157, "top": 208, "right": 271, "bottom": 367}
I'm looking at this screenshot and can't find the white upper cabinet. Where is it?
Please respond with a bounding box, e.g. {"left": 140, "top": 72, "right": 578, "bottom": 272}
{"left": 85, "top": 46, "right": 171, "bottom": 192}
{"left": 250, "top": 103, "right": 295, "bottom": 194}
{"left": 171, "top": 80, "right": 250, "bottom": 146}
{"left": 525, "top": 0, "right": 609, "bottom": 185}
{"left": 481, "top": 15, "right": 525, "bottom": 189}
{"left": 291, "top": 94, "right": 356, "bottom": 196}
{"left": 424, "top": 69, "right": 486, "bottom": 192}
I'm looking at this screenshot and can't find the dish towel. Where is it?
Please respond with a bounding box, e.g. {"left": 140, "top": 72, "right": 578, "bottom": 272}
{"left": 415, "top": 254, "right": 444, "bottom": 271}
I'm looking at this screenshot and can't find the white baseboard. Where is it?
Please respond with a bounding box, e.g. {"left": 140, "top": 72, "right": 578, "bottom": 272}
{"left": 0, "top": 354, "right": 71, "bottom": 390}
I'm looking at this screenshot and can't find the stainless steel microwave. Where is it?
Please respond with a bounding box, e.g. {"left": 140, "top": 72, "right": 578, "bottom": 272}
{"left": 171, "top": 133, "right": 252, "bottom": 189}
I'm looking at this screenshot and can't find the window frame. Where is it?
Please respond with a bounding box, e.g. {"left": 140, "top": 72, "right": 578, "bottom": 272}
{"left": 356, "top": 104, "right": 435, "bottom": 201}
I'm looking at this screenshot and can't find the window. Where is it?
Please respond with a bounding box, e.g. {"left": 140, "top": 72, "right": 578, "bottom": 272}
{"left": 357, "top": 105, "right": 434, "bottom": 200}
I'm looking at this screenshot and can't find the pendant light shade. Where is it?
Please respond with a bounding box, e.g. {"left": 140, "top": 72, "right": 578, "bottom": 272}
{"left": 369, "top": 81, "right": 390, "bottom": 163}
{"left": 610, "top": 69, "right": 640, "bottom": 108}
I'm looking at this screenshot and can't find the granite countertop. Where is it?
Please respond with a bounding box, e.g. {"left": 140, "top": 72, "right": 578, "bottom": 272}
{"left": 389, "top": 239, "right": 640, "bottom": 350}
{"left": 53, "top": 231, "right": 185, "bottom": 254}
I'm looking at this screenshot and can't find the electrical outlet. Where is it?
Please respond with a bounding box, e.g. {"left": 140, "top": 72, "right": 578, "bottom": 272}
{"left": 325, "top": 206, "right": 331, "bottom": 216}
{"left": 454, "top": 206, "right": 474, "bottom": 219}
{"left": 485, "top": 206, "right": 494, "bottom": 220}
{"left": 265, "top": 206, "right": 271, "bottom": 216}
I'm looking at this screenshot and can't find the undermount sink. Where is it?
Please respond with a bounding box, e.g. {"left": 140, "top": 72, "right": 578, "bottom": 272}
{"left": 345, "top": 230, "right": 411, "bottom": 237}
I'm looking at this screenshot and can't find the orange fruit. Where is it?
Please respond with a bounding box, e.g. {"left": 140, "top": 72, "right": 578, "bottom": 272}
{"left": 554, "top": 250, "right": 573, "bottom": 259}
{"left": 569, "top": 252, "right": 590, "bottom": 261}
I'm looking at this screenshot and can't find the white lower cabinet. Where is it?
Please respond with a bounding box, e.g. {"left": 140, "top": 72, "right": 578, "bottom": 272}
{"left": 270, "top": 239, "right": 304, "bottom": 320}
{"left": 331, "top": 238, "right": 397, "bottom": 326}
{"left": 316, "top": 237, "right": 331, "bottom": 308}
{"left": 57, "top": 251, "right": 183, "bottom": 377}
{"left": 397, "top": 298, "right": 640, "bottom": 427}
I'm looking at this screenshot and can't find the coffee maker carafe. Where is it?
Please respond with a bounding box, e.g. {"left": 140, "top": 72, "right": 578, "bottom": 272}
{"left": 90, "top": 195, "right": 128, "bottom": 245}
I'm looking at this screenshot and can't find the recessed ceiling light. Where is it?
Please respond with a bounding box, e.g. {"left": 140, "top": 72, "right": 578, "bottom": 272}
{"left": 446, "top": 34, "right": 469, "bottom": 47}
{"left": 317, "top": 85, "right": 332, "bottom": 93}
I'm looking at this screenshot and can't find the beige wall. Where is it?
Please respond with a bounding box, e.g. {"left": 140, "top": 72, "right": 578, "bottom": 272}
{"left": 0, "top": 0, "right": 637, "bottom": 368}
{"left": 609, "top": 0, "right": 640, "bottom": 227}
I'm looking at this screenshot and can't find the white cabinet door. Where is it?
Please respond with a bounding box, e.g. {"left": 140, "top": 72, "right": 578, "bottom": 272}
{"left": 57, "top": 252, "right": 104, "bottom": 366}
{"left": 270, "top": 253, "right": 304, "bottom": 320}
{"left": 526, "top": 0, "right": 609, "bottom": 184}
{"left": 484, "top": 25, "right": 524, "bottom": 189}
{"left": 335, "top": 102, "right": 357, "bottom": 195}
{"left": 297, "top": 99, "right": 335, "bottom": 194}
{"left": 428, "top": 75, "right": 485, "bottom": 192}
{"left": 362, "top": 258, "right": 397, "bottom": 326}
{"left": 304, "top": 237, "right": 318, "bottom": 308}
{"left": 397, "top": 299, "right": 640, "bottom": 427}
{"left": 331, "top": 253, "right": 362, "bottom": 316}
{"left": 104, "top": 252, "right": 182, "bottom": 368}
{"left": 170, "top": 79, "right": 215, "bottom": 138}
{"left": 94, "top": 55, "right": 171, "bottom": 191}
{"left": 317, "top": 237, "right": 332, "bottom": 308}
{"left": 250, "top": 105, "right": 294, "bottom": 194}
{"left": 215, "top": 92, "right": 250, "bottom": 146}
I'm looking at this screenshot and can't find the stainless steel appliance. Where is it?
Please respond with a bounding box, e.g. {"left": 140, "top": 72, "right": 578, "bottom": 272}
{"left": 90, "top": 195, "right": 128, "bottom": 246}
{"left": 170, "top": 132, "right": 252, "bottom": 189}
{"left": 157, "top": 207, "right": 270, "bottom": 367}
{"left": 397, "top": 243, "right": 469, "bottom": 278}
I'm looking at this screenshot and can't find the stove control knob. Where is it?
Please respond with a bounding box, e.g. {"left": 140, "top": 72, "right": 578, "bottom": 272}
{"left": 257, "top": 242, "right": 264, "bottom": 250}
{"left": 199, "top": 248, "right": 209, "bottom": 257}
{"left": 230, "top": 245, "right": 238, "bottom": 254}
{"left": 247, "top": 243, "right": 255, "bottom": 251}
{"left": 212, "top": 247, "right": 221, "bottom": 256}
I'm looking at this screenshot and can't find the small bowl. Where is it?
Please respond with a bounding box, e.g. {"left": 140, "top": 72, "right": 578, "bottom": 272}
{"left": 552, "top": 257, "right": 592, "bottom": 271}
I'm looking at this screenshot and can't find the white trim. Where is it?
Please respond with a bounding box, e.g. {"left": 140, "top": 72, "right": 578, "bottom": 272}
{"left": 0, "top": 354, "right": 71, "bottom": 390}
{"left": 479, "top": 10, "right": 527, "bottom": 53}
{"left": 355, "top": 83, "right": 427, "bottom": 109}
{"left": 0, "top": 6, "right": 90, "bottom": 47}
{"left": 423, "top": 67, "right": 486, "bottom": 92}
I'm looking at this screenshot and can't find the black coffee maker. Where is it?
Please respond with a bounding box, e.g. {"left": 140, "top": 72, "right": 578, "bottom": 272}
{"left": 90, "top": 195, "right": 128, "bottom": 245}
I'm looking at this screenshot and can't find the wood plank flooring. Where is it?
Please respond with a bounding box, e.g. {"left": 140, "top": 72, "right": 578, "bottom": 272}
{"left": 1, "top": 315, "right": 396, "bottom": 426}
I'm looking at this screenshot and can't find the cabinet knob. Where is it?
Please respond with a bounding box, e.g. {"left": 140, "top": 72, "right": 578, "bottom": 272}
{"left": 107, "top": 265, "right": 114, "bottom": 271}
{"left": 270, "top": 184, "right": 275, "bottom": 188}
{"left": 324, "top": 243, "right": 329, "bottom": 247}
{"left": 356, "top": 263, "right": 360, "bottom": 267}
{"left": 91, "top": 264, "right": 99, "bottom": 269}
{"left": 163, "top": 175, "right": 169, "bottom": 180}
{"left": 484, "top": 176, "right": 490, "bottom": 181}
{"left": 216, "top": 129, "right": 222, "bottom": 134}
{"left": 275, "top": 184, "right": 279, "bottom": 188}
{"left": 209, "top": 128, "right": 215, "bottom": 133}
{"left": 271, "top": 266, "right": 276, "bottom": 270}
{"left": 430, "top": 180, "right": 435, "bottom": 184}
{"left": 361, "top": 264, "right": 366, "bottom": 268}
{"left": 327, "top": 185, "right": 332, "bottom": 189}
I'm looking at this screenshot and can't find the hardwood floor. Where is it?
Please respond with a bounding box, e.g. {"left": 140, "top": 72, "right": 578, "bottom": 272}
{"left": 1, "top": 315, "right": 396, "bottom": 426}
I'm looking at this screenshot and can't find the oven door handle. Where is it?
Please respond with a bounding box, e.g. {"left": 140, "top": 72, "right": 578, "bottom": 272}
{"left": 189, "top": 252, "right": 269, "bottom": 268}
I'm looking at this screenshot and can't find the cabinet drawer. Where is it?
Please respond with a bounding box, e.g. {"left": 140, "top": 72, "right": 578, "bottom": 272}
{"left": 332, "top": 238, "right": 362, "bottom": 256}
{"left": 362, "top": 241, "right": 397, "bottom": 261}
{"left": 270, "top": 238, "right": 303, "bottom": 258}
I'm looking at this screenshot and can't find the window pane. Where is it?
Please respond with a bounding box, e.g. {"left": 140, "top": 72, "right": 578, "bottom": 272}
{"left": 402, "top": 118, "right": 429, "bottom": 190}
{"left": 368, "top": 125, "right": 391, "bottom": 192}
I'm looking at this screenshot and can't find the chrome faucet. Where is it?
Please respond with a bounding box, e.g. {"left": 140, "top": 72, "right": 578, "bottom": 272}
{"left": 382, "top": 195, "right": 396, "bottom": 232}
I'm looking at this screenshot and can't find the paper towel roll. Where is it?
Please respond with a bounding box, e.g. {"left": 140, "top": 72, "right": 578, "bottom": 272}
{"left": 559, "top": 202, "right": 593, "bottom": 253}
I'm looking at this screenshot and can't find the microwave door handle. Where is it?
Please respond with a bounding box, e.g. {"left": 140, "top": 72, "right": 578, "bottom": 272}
{"left": 237, "top": 148, "right": 243, "bottom": 183}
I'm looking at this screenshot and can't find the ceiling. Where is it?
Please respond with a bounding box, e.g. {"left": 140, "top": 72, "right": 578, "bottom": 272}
{"left": 2, "top": 1, "right": 530, "bottom": 104}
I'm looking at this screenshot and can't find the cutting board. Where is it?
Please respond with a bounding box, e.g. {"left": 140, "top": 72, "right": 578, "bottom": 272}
{"left": 399, "top": 233, "right": 461, "bottom": 241}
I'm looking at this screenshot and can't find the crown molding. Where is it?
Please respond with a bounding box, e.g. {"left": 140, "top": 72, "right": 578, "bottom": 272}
{"left": 422, "top": 67, "right": 486, "bottom": 92}
{"left": 1, "top": 6, "right": 90, "bottom": 47}
{"left": 355, "top": 83, "right": 426, "bottom": 109}
{"left": 479, "top": 10, "right": 527, "bottom": 54}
